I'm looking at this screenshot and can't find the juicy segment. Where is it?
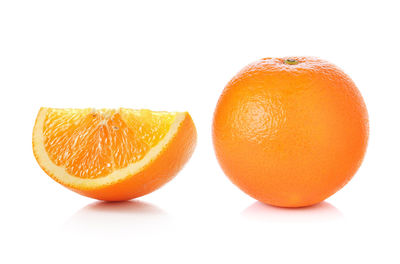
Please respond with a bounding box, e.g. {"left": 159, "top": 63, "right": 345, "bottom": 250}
{"left": 41, "top": 108, "right": 176, "bottom": 179}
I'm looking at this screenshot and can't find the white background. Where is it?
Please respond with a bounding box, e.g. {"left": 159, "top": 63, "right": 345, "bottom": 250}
{"left": 1, "top": 0, "right": 399, "bottom": 263}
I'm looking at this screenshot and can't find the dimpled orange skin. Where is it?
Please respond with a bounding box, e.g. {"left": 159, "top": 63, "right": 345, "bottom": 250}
{"left": 212, "top": 57, "right": 369, "bottom": 207}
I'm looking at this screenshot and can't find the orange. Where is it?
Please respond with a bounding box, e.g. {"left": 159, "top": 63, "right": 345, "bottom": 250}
{"left": 212, "top": 57, "right": 369, "bottom": 207}
{"left": 33, "top": 108, "right": 196, "bottom": 201}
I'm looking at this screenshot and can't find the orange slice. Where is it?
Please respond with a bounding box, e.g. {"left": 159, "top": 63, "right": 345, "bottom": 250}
{"left": 33, "top": 107, "right": 197, "bottom": 201}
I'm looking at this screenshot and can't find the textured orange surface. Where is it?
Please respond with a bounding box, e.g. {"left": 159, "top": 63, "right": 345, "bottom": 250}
{"left": 42, "top": 109, "right": 176, "bottom": 179}
{"left": 212, "top": 57, "right": 369, "bottom": 207}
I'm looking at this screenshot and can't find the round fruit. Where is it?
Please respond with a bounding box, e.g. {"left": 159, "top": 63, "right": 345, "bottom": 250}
{"left": 33, "top": 108, "right": 197, "bottom": 201}
{"left": 212, "top": 57, "right": 369, "bottom": 207}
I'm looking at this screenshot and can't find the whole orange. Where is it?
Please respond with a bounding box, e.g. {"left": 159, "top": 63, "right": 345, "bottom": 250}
{"left": 212, "top": 57, "right": 369, "bottom": 207}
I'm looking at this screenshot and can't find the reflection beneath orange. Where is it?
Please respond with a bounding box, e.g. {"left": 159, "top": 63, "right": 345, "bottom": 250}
{"left": 242, "top": 201, "right": 343, "bottom": 222}
{"left": 63, "top": 200, "right": 171, "bottom": 238}
{"left": 79, "top": 200, "right": 166, "bottom": 215}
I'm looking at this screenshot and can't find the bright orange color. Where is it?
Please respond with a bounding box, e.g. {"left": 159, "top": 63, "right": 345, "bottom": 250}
{"left": 212, "top": 57, "right": 369, "bottom": 207}
{"left": 33, "top": 108, "right": 196, "bottom": 201}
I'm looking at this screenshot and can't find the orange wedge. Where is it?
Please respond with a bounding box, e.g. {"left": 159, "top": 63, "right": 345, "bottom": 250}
{"left": 33, "top": 108, "right": 197, "bottom": 201}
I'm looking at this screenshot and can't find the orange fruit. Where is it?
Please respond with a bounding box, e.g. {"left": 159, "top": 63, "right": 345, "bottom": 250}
{"left": 212, "top": 57, "right": 369, "bottom": 207}
{"left": 33, "top": 108, "right": 196, "bottom": 201}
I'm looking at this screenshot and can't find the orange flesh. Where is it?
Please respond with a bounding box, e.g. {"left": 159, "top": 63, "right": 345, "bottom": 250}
{"left": 43, "top": 108, "right": 176, "bottom": 179}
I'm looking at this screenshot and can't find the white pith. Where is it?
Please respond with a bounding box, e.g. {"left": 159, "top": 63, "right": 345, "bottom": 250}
{"left": 32, "top": 108, "right": 186, "bottom": 189}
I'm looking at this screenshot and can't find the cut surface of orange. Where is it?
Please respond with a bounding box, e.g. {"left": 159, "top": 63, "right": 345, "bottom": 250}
{"left": 33, "top": 107, "right": 197, "bottom": 201}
